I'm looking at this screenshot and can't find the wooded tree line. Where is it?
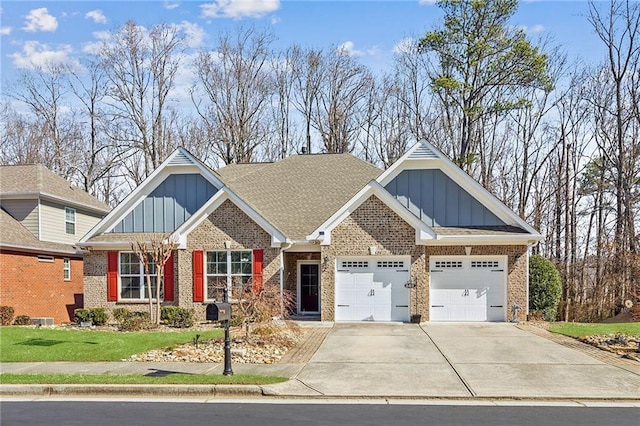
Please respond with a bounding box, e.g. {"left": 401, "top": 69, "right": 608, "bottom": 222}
{"left": 1, "top": 0, "right": 638, "bottom": 321}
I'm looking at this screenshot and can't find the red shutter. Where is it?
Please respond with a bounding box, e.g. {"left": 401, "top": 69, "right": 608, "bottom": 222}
{"left": 107, "top": 252, "right": 118, "bottom": 302}
{"left": 193, "top": 250, "right": 204, "bottom": 302}
{"left": 163, "top": 252, "right": 174, "bottom": 301}
{"left": 252, "top": 249, "right": 263, "bottom": 291}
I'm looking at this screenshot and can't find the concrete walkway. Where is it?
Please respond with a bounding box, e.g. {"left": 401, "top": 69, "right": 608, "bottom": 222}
{"left": 2, "top": 323, "right": 640, "bottom": 401}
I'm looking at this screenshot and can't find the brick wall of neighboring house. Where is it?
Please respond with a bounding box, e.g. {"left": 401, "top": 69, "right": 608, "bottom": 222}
{"left": 0, "top": 250, "right": 83, "bottom": 324}
{"left": 84, "top": 199, "right": 281, "bottom": 321}
{"left": 321, "top": 195, "right": 426, "bottom": 321}
{"left": 283, "top": 252, "right": 321, "bottom": 313}
{"left": 424, "top": 245, "right": 529, "bottom": 322}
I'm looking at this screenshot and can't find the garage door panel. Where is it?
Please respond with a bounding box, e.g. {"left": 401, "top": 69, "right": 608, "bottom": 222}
{"left": 335, "top": 258, "right": 410, "bottom": 322}
{"left": 430, "top": 257, "right": 506, "bottom": 322}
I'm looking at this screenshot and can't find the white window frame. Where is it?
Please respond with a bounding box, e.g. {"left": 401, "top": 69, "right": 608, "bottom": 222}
{"left": 205, "top": 250, "right": 252, "bottom": 301}
{"left": 119, "top": 251, "right": 161, "bottom": 301}
{"left": 63, "top": 258, "right": 71, "bottom": 281}
{"left": 65, "top": 207, "right": 76, "bottom": 235}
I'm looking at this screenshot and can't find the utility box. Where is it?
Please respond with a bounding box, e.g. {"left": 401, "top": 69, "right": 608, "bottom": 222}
{"left": 206, "top": 303, "right": 231, "bottom": 321}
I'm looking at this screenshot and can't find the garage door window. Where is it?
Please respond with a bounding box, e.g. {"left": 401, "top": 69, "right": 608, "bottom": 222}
{"left": 434, "top": 260, "right": 463, "bottom": 268}
{"left": 471, "top": 260, "right": 499, "bottom": 268}
{"left": 376, "top": 260, "right": 405, "bottom": 268}
{"left": 340, "top": 260, "right": 369, "bottom": 268}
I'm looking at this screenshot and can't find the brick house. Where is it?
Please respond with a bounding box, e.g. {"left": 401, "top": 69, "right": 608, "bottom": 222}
{"left": 0, "top": 165, "right": 110, "bottom": 324}
{"left": 80, "top": 141, "right": 541, "bottom": 323}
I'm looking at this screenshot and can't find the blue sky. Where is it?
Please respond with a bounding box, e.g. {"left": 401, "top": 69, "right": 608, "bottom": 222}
{"left": 0, "top": 1, "right": 605, "bottom": 87}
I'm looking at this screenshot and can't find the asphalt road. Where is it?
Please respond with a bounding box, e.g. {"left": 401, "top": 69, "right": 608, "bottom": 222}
{"left": 2, "top": 401, "right": 639, "bottom": 426}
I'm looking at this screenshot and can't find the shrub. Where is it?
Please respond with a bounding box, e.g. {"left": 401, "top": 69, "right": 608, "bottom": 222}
{"left": 119, "top": 311, "right": 154, "bottom": 332}
{"left": 0, "top": 306, "right": 15, "bottom": 326}
{"left": 89, "top": 308, "right": 109, "bottom": 326}
{"left": 112, "top": 307, "right": 131, "bottom": 323}
{"left": 233, "top": 282, "right": 295, "bottom": 339}
{"left": 13, "top": 315, "right": 31, "bottom": 325}
{"left": 74, "top": 308, "right": 91, "bottom": 323}
{"left": 161, "top": 306, "right": 195, "bottom": 328}
{"left": 74, "top": 308, "right": 109, "bottom": 326}
{"left": 529, "top": 255, "right": 563, "bottom": 321}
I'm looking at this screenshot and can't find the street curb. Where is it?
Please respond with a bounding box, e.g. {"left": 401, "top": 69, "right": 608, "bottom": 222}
{"left": 0, "top": 384, "right": 263, "bottom": 398}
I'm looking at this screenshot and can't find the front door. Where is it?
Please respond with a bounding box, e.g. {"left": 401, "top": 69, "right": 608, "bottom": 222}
{"left": 299, "top": 262, "right": 320, "bottom": 313}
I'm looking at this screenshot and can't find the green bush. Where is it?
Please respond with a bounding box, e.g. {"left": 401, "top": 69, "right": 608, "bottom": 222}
{"left": 0, "top": 306, "right": 15, "bottom": 326}
{"left": 74, "top": 308, "right": 91, "bottom": 323}
{"left": 13, "top": 315, "right": 31, "bottom": 325}
{"left": 529, "top": 254, "right": 563, "bottom": 321}
{"left": 161, "top": 306, "right": 195, "bottom": 328}
{"left": 74, "top": 308, "right": 109, "bottom": 326}
{"left": 89, "top": 308, "right": 109, "bottom": 326}
{"left": 112, "top": 308, "right": 131, "bottom": 323}
{"left": 119, "top": 311, "right": 153, "bottom": 332}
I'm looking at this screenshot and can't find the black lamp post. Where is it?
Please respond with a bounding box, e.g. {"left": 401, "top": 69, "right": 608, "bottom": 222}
{"left": 222, "top": 287, "right": 233, "bottom": 376}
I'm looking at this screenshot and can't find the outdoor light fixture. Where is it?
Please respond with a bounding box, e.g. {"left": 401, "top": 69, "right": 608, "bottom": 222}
{"left": 369, "top": 246, "right": 377, "bottom": 255}
{"left": 224, "top": 240, "right": 232, "bottom": 249}
{"left": 465, "top": 246, "right": 472, "bottom": 256}
{"left": 323, "top": 255, "right": 330, "bottom": 265}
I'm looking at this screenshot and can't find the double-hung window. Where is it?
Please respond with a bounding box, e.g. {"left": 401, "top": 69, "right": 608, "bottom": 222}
{"left": 65, "top": 207, "right": 76, "bottom": 235}
{"left": 63, "top": 258, "right": 71, "bottom": 281}
{"left": 206, "top": 250, "right": 252, "bottom": 301}
{"left": 119, "top": 252, "right": 160, "bottom": 300}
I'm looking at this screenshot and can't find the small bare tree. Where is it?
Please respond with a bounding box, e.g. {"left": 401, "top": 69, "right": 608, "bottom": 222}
{"left": 131, "top": 234, "right": 177, "bottom": 324}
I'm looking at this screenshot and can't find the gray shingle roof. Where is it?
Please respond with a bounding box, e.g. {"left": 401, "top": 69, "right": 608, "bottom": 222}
{"left": 218, "top": 154, "right": 382, "bottom": 240}
{"left": 0, "top": 164, "right": 110, "bottom": 212}
{"left": 0, "top": 208, "right": 79, "bottom": 255}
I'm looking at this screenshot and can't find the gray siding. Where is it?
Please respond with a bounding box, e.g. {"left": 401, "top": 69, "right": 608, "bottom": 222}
{"left": 1, "top": 199, "right": 39, "bottom": 237}
{"left": 111, "top": 174, "right": 218, "bottom": 233}
{"left": 40, "top": 200, "right": 104, "bottom": 244}
{"left": 385, "top": 169, "right": 505, "bottom": 227}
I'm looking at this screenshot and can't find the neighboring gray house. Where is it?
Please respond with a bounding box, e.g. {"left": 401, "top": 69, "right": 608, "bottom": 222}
{"left": 80, "top": 141, "right": 541, "bottom": 323}
{"left": 0, "top": 165, "right": 110, "bottom": 323}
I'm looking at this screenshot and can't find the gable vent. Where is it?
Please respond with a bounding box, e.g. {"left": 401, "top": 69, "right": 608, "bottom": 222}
{"left": 168, "top": 151, "right": 196, "bottom": 166}
{"left": 409, "top": 144, "right": 438, "bottom": 159}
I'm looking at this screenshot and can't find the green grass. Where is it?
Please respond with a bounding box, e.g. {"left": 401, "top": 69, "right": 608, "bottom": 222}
{"left": 0, "top": 373, "right": 287, "bottom": 385}
{"left": 0, "top": 327, "right": 223, "bottom": 362}
{"left": 548, "top": 322, "right": 640, "bottom": 338}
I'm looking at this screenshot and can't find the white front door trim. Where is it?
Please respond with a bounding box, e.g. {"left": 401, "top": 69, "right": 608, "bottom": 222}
{"left": 297, "top": 260, "right": 321, "bottom": 314}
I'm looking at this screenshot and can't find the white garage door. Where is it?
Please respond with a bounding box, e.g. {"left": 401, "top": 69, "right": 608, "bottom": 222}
{"left": 335, "top": 257, "right": 410, "bottom": 322}
{"left": 430, "top": 257, "right": 507, "bottom": 322}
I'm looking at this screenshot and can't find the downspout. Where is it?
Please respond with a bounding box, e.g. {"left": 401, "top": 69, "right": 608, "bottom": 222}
{"left": 279, "top": 241, "right": 293, "bottom": 318}
{"left": 526, "top": 240, "right": 539, "bottom": 320}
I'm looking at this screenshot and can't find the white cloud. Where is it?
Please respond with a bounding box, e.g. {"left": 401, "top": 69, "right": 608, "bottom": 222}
{"left": 85, "top": 9, "right": 107, "bottom": 24}
{"left": 82, "top": 31, "right": 112, "bottom": 54}
{"left": 0, "top": 26, "right": 11, "bottom": 36}
{"left": 22, "top": 8, "right": 58, "bottom": 32}
{"left": 529, "top": 24, "right": 545, "bottom": 34}
{"left": 11, "top": 41, "right": 82, "bottom": 72}
{"left": 418, "top": 0, "right": 438, "bottom": 5}
{"left": 174, "top": 21, "right": 206, "bottom": 48}
{"left": 164, "top": 1, "right": 180, "bottom": 10}
{"left": 200, "top": 0, "right": 280, "bottom": 19}
{"left": 337, "top": 41, "right": 363, "bottom": 57}
{"left": 393, "top": 37, "right": 417, "bottom": 54}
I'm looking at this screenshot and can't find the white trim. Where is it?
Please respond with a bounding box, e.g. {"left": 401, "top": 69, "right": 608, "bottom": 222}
{"left": 80, "top": 148, "right": 225, "bottom": 243}
{"left": 297, "top": 260, "right": 321, "bottom": 315}
{"left": 63, "top": 257, "right": 71, "bottom": 281}
{"left": 65, "top": 206, "right": 76, "bottom": 236}
{"left": 307, "top": 180, "right": 435, "bottom": 246}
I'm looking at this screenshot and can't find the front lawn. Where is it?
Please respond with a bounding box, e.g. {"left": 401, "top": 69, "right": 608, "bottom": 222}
{"left": 0, "top": 373, "right": 286, "bottom": 385}
{"left": 548, "top": 322, "right": 640, "bottom": 338}
{"left": 0, "top": 327, "right": 223, "bottom": 362}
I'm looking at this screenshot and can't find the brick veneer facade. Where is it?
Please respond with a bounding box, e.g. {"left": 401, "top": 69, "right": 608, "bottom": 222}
{"left": 320, "top": 195, "right": 529, "bottom": 322}
{"left": 0, "top": 250, "right": 83, "bottom": 324}
{"left": 83, "top": 200, "right": 281, "bottom": 321}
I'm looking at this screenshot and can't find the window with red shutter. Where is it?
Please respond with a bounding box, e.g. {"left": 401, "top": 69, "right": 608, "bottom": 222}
{"left": 107, "top": 252, "right": 118, "bottom": 301}
{"left": 252, "top": 249, "right": 263, "bottom": 291}
{"left": 164, "top": 252, "right": 174, "bottom": 301}
{"left": 193, "top": 250, "right": 204, "bottom": 302}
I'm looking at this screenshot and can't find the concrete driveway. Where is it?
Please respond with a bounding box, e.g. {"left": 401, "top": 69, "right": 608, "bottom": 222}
{"left": 271, "top": 322, "right": 640, "bottom": 399}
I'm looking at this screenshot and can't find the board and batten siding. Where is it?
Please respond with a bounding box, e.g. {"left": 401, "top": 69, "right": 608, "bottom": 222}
{"left": 384, "top": 169, "right": 505, "bottom": 227}
{"left": 111, "top": 174, "right": 218, "bottom": 234}
{"left": 0, "top": 199, "right": 39, "bottom": 237}
{"left": 39, "top": 200, "right": 104, "bottom": 245}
